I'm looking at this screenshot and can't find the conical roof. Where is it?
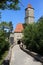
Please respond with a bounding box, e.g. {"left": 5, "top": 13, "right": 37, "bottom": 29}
{"left": 25, "top": 4, "right": 34, "bottom": 10}
{"left": 27, "top": 4, "right": 32, "bottom": 8}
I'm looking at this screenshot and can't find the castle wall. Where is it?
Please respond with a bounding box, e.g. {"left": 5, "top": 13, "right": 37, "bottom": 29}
{"left": 25, "top": 6, "right": 34, "bottom": 24}
{"left": 14, "top": 32, "right": 23, "bottom": 44}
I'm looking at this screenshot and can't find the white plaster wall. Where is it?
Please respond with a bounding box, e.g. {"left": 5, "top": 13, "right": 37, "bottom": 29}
{"left": 25, "top": 8, "right": 34, "bottom": 24}
{"left": 28, "top": 17, "right": 34, "bottom": 24}
{"left": 10, "top": 33, "right": 14, "bottom": 37}
{"left": 14, "top": 33, "right": 23, "bottom": 44}
{"left": 26, "top": 8, "right": 34, "bottom": 17}
{"left": 28, "top": 8, "right": 34, "bottom": 17}
{"left": 25, "top": 17, "right": 34, "bottom": 24}
{"left": 25, "top": 18, "right": 28, "bottom": 24}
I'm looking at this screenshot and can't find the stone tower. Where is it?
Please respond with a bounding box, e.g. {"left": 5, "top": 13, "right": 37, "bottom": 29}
{"left": 25, "top": 4, "right": 34, "bottom": 24}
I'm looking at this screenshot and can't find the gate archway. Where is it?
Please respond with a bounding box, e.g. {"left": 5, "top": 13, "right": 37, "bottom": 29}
{"left": 17, "top": 40, "right": 21, "bottom": 44}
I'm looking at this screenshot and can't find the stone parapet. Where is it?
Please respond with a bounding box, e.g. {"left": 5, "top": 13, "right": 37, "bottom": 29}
{"left": 19, "top": 45, "right": 43, "bottom": 63}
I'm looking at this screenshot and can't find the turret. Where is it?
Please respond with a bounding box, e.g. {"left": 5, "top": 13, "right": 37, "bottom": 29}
{"left": 25, "top": 4, "right": 34, "bottom": 24}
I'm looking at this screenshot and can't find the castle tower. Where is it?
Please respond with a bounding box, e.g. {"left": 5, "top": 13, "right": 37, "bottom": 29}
{"left": 25, "top": 4, "right": 34, "bottom": 24}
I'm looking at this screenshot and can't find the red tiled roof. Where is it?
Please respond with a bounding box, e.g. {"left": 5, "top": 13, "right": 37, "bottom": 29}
{"left": 27, "top": 4, "right": 32, "bottom": 8}
{"left": 25, "top": 4, "right": 33, "bottom": 10}
{"left": 14, "top": 23, "right": 24, "bottom": 33}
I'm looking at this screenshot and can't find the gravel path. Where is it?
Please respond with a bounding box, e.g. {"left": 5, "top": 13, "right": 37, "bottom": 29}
{"left": 10, "top": 45, "right": 42, "bottom": 65}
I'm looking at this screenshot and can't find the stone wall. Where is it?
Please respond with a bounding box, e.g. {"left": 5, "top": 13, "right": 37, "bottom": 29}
{"left": 14, "top": 32, "right": 23, "bottom": 44}
{"left": 25, "top": 8, "right": 34, "bottom": 24}
{"left": 10, "top": 32, "right": 23, "bottom": 45}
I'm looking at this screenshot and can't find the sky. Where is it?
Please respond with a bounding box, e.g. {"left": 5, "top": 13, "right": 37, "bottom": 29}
{"left": 0, "top": 0, "right": 43, "bottom": 30}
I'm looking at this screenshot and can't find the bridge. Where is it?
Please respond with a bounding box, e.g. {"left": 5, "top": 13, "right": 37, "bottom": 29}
{"left": 10, "top": 45, "right": 42, "bottom": 65}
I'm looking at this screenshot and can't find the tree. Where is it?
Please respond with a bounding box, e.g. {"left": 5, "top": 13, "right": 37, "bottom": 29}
{"left": 0, "top": 21, "right": 8, "bottom": 30}
{"left": 0, "top": 0, "right": 20, "bottom": 10}
{"left": 0, "top": 30, "right": 9, "bottom": 55}
{"left": 37, "top": 16, "right": 43, "bottom": 54}
{"left": 9, "top": 21, "right": 13, "bottom": 33}
{"left": 0, "top": 21, "right": 13, "bottom": 40}
{"left": 23, "top": 23, "right": 39, "bottom": 51}
{"left": 23, "top": 17, "right": 43, "bottom": 55}
{"left": 23, "top": 23, "right": 27, "bottom": 28}
{"left": 0, "top": 21, "right": 13, "bottom": 32}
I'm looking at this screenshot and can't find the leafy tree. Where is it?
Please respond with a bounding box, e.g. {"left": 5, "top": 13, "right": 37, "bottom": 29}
{"left": 0, "top": 21, "right": 13, "bottom": 57}
{"left": 9, "top": 21, "right": 13, "bottom": 33}
{"left": 23, "top": 19, "right": 43, "bottom": 55}
{"left": 0, "top": 22, "right": 8, "bottom": 30}
{"left": 37, "top": 16, "right": 43, "bottom": 54}
{"left": 23, "top": 23, "right": 27, "bottom": 28}
{"left": 0, "top": 21, "right": 13, "bottom": 31}
{"left": 0, "top": 0, "right": 20, "bottom": 10}
{"left": 23, "top": 23, "right": 39, "bottom": 51}
{"left": 0, "top": 21, "right": 13, "bottom": 40}
{"left": 0, "top": 30, "right": 9, "bottom": 55}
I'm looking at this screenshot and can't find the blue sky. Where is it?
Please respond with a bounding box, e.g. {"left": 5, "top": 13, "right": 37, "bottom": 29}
{"left": 0, "top": 0, "right": 43, "bottom": 30}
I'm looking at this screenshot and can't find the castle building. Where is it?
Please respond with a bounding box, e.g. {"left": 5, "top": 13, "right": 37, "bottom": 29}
{"left": 25, "top": 4, "right": 34, "bottom": 24}
{"left": 10, "top": 4, "right": 34, "bottom": 45}
{"left": 14, "top": 23, "right": 24, "bottom": 44}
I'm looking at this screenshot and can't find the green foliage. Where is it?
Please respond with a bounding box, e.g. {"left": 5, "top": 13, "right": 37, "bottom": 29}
{"left": 23, "top": 17, "right": 43, "bottom": 55}
{"left": 0, "top": 21, "right": 13, "bottom": 39}
{"left": 0, "top": 22, "right": 8, "bottom": 30}
{"left": 0, "top": 51, "right": 8, "bottom": 65}
{"left": 0, "top": 21, "right": 12, "bottom": 57}
{"left": 23, "top": 23, "right": 27, "bottom": 28}
{"left": 0, "top": 30, "right": 9, "bottom": 56}
{"left": 9, "top": 21, "right": 13, "bottom": 32}
{"left": 37, "top": 16, "right": 43, "bottom": 54}
{"left": 0, "top": 21, "right": 13, "bottom": 31}
{"left": 0, "top": 0, "right": 20, "bottom": 10}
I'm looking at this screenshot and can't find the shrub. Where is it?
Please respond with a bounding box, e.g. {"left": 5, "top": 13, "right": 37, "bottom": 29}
{"left": 0, "top": 30, "right": 10, "bottom": 56}
{"left": 23, "top": 17, "right": 43, "bottom": 55}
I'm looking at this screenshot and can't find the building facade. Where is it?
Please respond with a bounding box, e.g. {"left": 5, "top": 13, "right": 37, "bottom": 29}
{"left": 14, "top": 23, "right": 24, "bottom": 44}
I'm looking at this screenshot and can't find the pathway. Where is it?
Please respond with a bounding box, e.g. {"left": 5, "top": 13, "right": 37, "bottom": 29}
{"left": 10, "top": 45, "right": 42, "bottom": 65}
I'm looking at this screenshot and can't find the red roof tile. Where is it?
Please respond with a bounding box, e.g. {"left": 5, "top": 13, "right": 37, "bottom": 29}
{"left": 14, "top": 23, "right": 24, "bottom": 33}
{"left": 25, "top": 4, "right": 33, "bottom": 10}
{"left": 27, "top": 4, "right": 32, "bottom": 8}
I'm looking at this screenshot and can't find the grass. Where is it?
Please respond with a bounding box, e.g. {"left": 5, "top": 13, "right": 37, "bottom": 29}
{"left": 0, "top": 51, "right": 8, "bottom": 65}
